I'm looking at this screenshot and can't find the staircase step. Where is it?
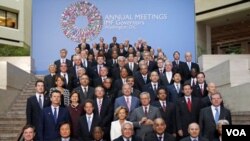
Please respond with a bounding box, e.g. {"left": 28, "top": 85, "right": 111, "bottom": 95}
{"left": 6, "top": 111, "right": 26, "bottom": 115}
{"left": 0, "top": 127, "right": 22, "bottom": 133}
{"left": 11, "top": 107, "right": 26, "bottom": 111}
{"left": 0, "top": 136, "right": 18, "bottom": 141}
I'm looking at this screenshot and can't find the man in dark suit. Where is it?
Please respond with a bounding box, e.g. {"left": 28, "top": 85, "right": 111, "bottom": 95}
{"left": 167, "top": 72, "right": 183, "bottom": 103}
{"left": 129, "top": 92, "right": 161, "bottom": 140}
{"left": 176, "top": 84, "right": 202, "bottom": 140}
{"left": 134, "top": 64, "right": 151, "bottom": 91}
{"left": 152, "top": 88, "right": 176, "bottom": 135}
{"left": 93, "top": 86, "right": 113, "bottom": 141}
{"left": 44, "top": 64, "right": 56, "bottom": 94}
{"left": 143, "top": 51, "right": 156, "bottom": 72}
{"left": 182, "top": 52, "right": 200, "bottom": 82}
{"left": 92, "top": 126, "right": 106, "bottom": 141}
{"left": 78, "top": 37, "right": 90, "bottom": 51}
{"left": 142, "top": 71, "right": 163, "bottom": 103}
{"left": 145, "top": 118, "right": 176, "bottom": 141}
{"left": 106, "top": 49, "right": 119, "bottom": 69}
{"left": 180, "top": 122, "right": 209, "bottom": 141}
{"left": 114, "top": 122, "right": 142, "bottom": 141}
{"left": 78, "top": 99, "right": 100, "bottom": 141}
{"left": 192, "top": 72, "right": 208, "bottom": 98}
{"left": 90, "top": 54, "right": 107, "bottom": 79}
{"left": 26, "top": 80, "right": 51, "bottom": 140}
{"left": 199, "top": 92, "right": 232, "bottom": 141}
{"left": 54, "top": 48, "right": 72, "bottom": 73}
{"left": 155, "top": 58, "right": 165, "bottom": 75}
{"left": 160, "top": 60, "right": 174, "bottom": 87}
{"left": 93, "top": 66, "right": 109, "bottom": 87}
{"left": 184, "top": 68, "right": 198, "bottom": 88}
{"left": 57, "top": 63, "right": 74, "bottom": 92}
{"left": 171, "top": 51, "right": 185, "bottom": 80}
{"left": 38, "top": 89, "right": 70, "bottom": 141}
{"left": 109, "top": 36, "right": 119, "bottom": 48}
{"left": 53, "top": 122, "right": 78, "bottom": 141}
{"left": 73, "top": 74, "right": 95, "bottom": 105}
{"left": 125, "top": 53, "right": 139, "bottom": 75}
{"left": 201, "top": 82, "right": 217, "bottom": 108}
{"left": 70, "top": 55, "right": 84, "bottom": 79}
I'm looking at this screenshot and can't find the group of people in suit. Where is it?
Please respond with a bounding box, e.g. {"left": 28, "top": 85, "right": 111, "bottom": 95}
{"left": 24, "top": 37, "right": 232, "bottom": 141}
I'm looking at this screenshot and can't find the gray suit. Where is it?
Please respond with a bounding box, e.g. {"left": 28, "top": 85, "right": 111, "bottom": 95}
{"left": 129, "top": 105, "right": 161, "bottom": 140}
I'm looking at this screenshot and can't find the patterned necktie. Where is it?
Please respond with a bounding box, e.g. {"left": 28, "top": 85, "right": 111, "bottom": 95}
{"left": 200, "top": 84, "right": 204, "bottom": 96}
{"left": 153, "top": 84, "right": 157, "bottom": 93}
{"left": 98, "top": 99, "right": 102, "bottom": 115}
{"left": 162, "top": 101, "right": 166, "bottom": 112}
{"left": 158, "top": 136, "right": 162, "bottom": 141}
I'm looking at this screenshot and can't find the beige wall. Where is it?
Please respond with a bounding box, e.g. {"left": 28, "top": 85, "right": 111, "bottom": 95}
{"left": 0, "top": 57, "right": 31, "bottom": 73}
{"left": 0, "top": 0, "right": 31, "bottom": 47}
{"left": 195, "top": 0, "right": 242, "bottom": 13}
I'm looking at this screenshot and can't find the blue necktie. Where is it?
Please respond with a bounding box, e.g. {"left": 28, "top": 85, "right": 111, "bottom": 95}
{"left": 53, "top": 108, "right": 57, "bottom": 123}
{"left": 215, "top": 107, "right": 219, "bottom": 124}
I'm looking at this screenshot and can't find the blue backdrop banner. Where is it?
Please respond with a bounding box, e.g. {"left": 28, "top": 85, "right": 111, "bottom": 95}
{"left": 32, "top": 0, "right": 195, "bottom": 74}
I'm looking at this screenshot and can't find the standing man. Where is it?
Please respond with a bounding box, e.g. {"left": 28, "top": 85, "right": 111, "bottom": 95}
{"left": 176, "top": 84, "right": 202, "bottom": 139}
{"left": 54, "top": 48, "right": 72, "bottom": 73}
{"left": 130, "top": 92, "right": 161, "bottom": 140}
{"left": 199, "top": 92, "right": 232, "bottom": 141}
{"left": 78, "top": 99, "right": 100, "bottom": 141}
{"left": 53, "top": 122, "right": 78, "bottom": 141}
{"left": 26, "top": 80, "right": 51, "bottom": 139}
{"left": 38, "top": 89, "right": 70, "bottom": 141}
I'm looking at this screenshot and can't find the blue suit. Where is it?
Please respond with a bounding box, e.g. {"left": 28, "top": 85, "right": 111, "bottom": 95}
{"left": 38, "top": 106, "right": 70, "bottom": 141}
{"left": 167, "top": 84, "right": 183, "bottom": 103}
{"left": 114, "top": 96, "right": 140, "bottom": 115}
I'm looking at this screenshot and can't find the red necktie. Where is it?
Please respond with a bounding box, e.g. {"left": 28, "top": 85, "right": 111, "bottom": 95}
{"left": 187, "top": 98, "right": 192, "bottom": 112}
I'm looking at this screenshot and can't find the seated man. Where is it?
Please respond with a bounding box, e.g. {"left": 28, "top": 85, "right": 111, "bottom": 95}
{"left": 22, "top": 124, "right": 36, "bottom": 141}
{"left": 53, "top": 121, "right": 78, "bottom": 141}
{"left": 145, "top": 118, "right": 176, "bottom": 141}
{"left": 114, "top": 122, "right": 142, "bottom": 141}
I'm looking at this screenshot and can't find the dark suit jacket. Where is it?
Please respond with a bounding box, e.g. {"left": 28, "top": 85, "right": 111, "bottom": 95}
{"left": 56, "top": 73, "right": 74, "bottom": 92}
{"left": 54, "top": 59, "right": 72, "bottom": 73}
{"left": 39, "top": 107, "right": 70, "bottom": 141}
{"left": 192, "top": 83, "right": 208, "bottom": 98}
{"left": 182, "top": 62, "right": 200, "bottom": 82}
{"left": 145, "top": 132, "right": 176, "bottom": 141}
{"left": 167, "top": 84, "right": 184, "bottom": 103}
{"left": 93, "top": 98, "right": 113, "bottom": 127}
{"left": 26, "top": 95, "right": 51, "bottom": 130}
{"left": 73, "top": 86, "right": 95, "bottom": 105}
{"left": 172, "top": 60, "right": 185, "bottom": 79}
{"left": 147, "top": 61, "right": 157, "bottom": 72}
{"left": 44, "top": 74, "right": 56, "bottom": 94}
{"left": 179, "top": 136, "right": 209, "bottom": 141}
{"left": 133, "top": 72, "right": 151, "bottom": 91}
{"left": 152, "top": 101, "right": 176, "bottom": 134}
{"left": 125, "top": 63, "right": 139, "bottom": 75}
{"left": 113, "top": 135, "right": 142, "bottom": 141}
{"left": 53, "top": 137, "right": 79, "bottom": 141}
{"left": 142, "top": 83, "right": 163, "bottom": 102}
{"left": 160, "top": 72, "right": 174, "bottom": 87}
{"left": 199, "top": 106, "right": 232, "bottom": 141}
{"left": 78, "top": 114, "right": 100, "bottom": 141}
{"left": 176, "top": 97, "right": 202, "bottom": 136}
